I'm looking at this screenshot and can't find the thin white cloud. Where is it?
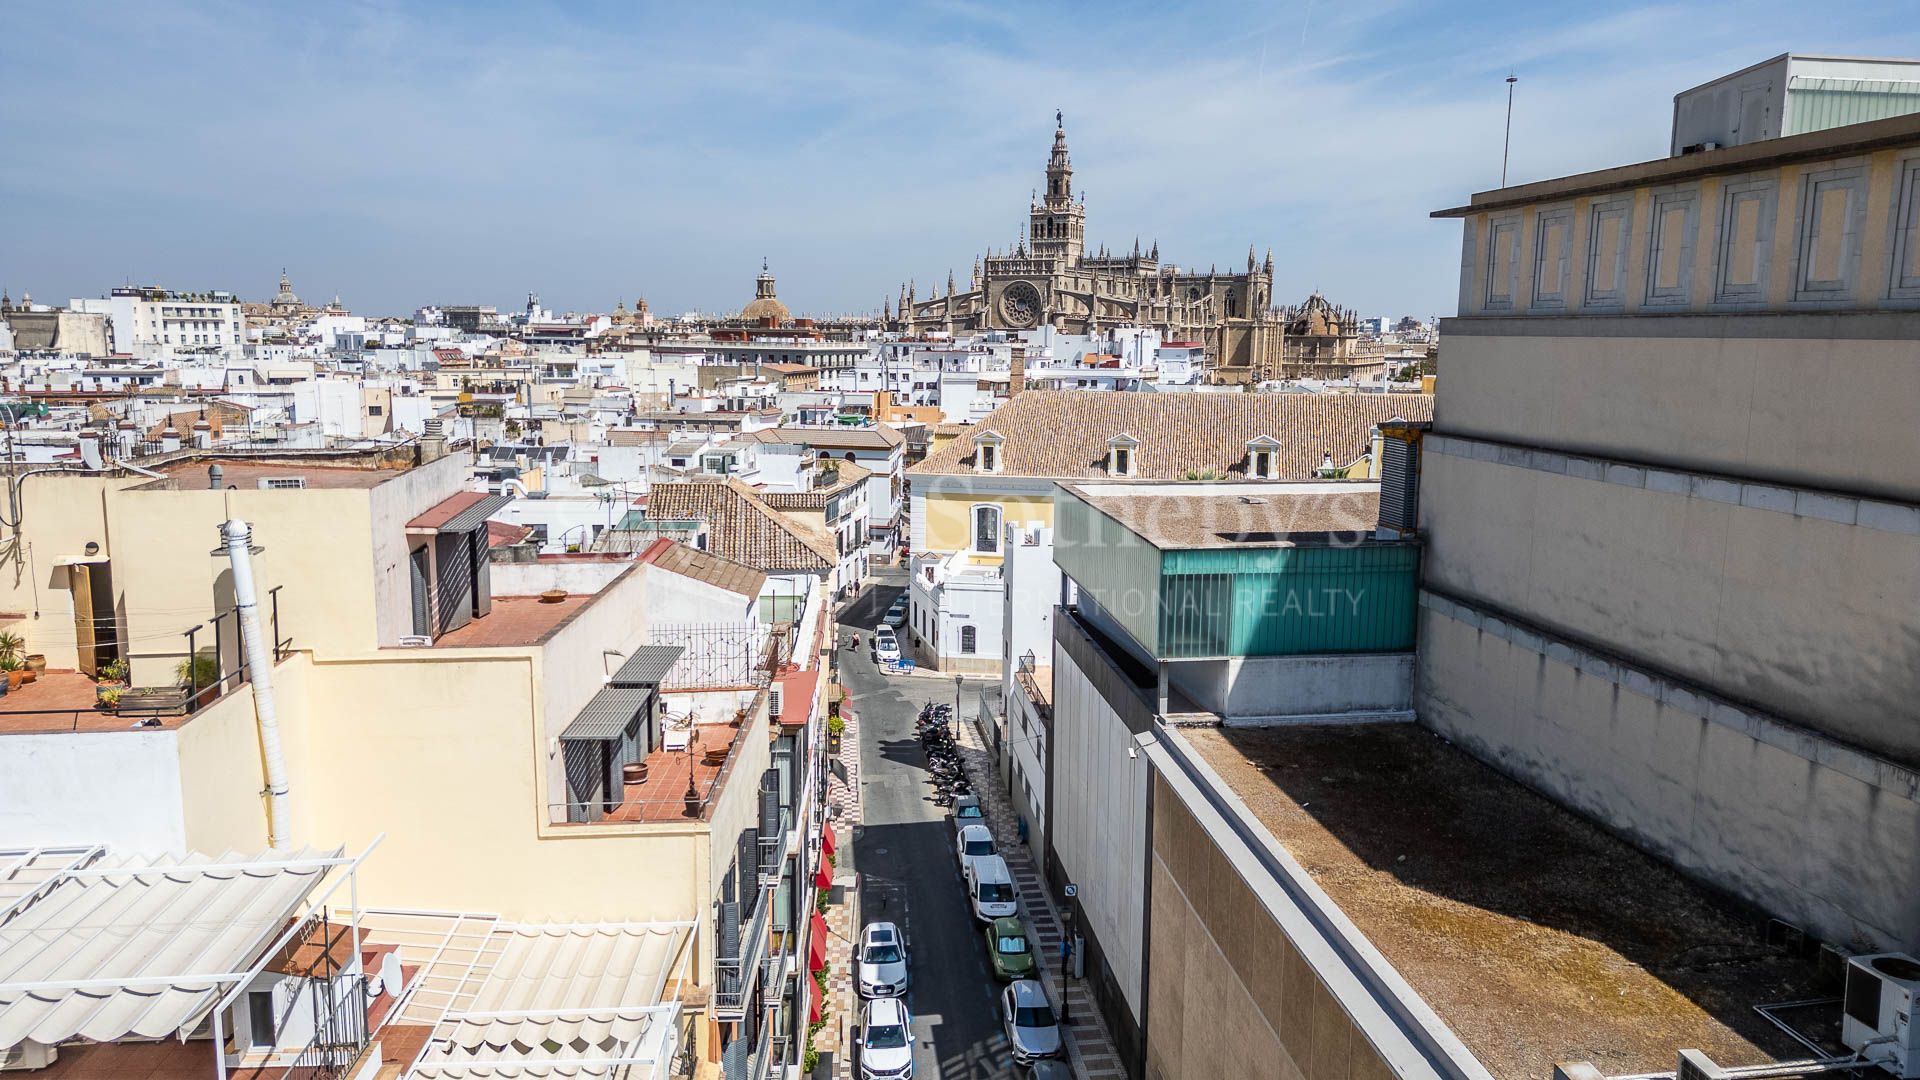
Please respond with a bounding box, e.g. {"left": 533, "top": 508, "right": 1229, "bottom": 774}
{"left": 1, "top": 0, "right": 1916, "bottom": 319}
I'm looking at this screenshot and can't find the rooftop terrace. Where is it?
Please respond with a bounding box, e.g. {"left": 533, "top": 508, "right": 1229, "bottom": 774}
{"left": 423, "top": 593, "right": 594, "bottom": 648}
{"left": 1071, "top": 482, "right": 1383, "bottom": 549}
{"left": 140, "top": 458, "right": 410, "bottom": 490}
{"left": 1179, "top": 723, "right": 1822, "bottom": 1080}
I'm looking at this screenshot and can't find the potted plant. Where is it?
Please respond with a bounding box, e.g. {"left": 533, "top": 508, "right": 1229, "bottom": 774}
{"left": 97, "top": 686, "right": 123, "bottom": 712}
{"left": 176, "top": 650, "right": 222, "bottom": 707}
{"left": 0, "top": 631, "right": 22, "bottom": 685}
{"left": 0, "top": 655, "right": 23, "bottom": 691}
{"left": 827, "top": 713, "right": 845, "bottom": 754}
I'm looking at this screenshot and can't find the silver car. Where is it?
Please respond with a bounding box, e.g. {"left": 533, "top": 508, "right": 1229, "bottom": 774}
{"left": 1000, "top": 979, "right": 1061, "bottom": 1064}
{"left": 857, "top": 921, "right": 910, "bottom": 998}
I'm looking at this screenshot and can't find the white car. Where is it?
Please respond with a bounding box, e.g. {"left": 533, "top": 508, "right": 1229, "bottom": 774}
{"left": 950, "top": 794, "right": 985, "bottom": 841}
{"left": 858, "top": 995, "right": 916, "bottom": 1079}
{"left": 874, "top": 630, "right": 901, "bottom": 664}
{"left": 956, "top": 823, "right": 997, "bottom": 878}
{"left": 965, "top": 854, "right": 1018, "bottom": 922}
{"left": 1000, "top": 979, "right": 1061, "bottom": 1064}
{"left": 884, "top": 597, "right": 908, "bottom": 628}
{"left": 857, "top": 921, "right": 910, "bottom": 998}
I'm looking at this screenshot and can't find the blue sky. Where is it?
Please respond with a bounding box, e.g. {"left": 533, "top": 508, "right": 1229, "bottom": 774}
{"left": 2, "top": 1, "right": 1916, "bottom": 320}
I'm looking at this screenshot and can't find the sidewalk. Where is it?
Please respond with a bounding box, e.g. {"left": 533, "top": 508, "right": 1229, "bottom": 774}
{"left": 953, "top": 708, "right": 1128, "bottom": 1079}
{"left": 816, "top": 695, "right": 862, "bottom": 1080}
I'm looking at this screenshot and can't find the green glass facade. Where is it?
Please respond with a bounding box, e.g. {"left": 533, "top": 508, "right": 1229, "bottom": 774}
{"left": 1055, "top": 489, "right": 1419, "bottom": 660}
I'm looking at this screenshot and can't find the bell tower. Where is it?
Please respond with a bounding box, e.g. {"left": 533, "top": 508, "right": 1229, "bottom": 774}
{"left": 1029, "top": 112, "right": 1085, "bottom": 265}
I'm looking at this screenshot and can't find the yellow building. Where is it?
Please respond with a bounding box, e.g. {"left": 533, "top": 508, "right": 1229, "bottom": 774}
{"left": 0, "top": 446, "right": 829, "bottom": 1075}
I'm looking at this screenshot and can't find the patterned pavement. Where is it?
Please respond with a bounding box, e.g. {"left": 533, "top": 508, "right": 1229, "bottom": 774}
{"left": 951, "top": 708, "right": 1129, "bottom": 1079}
{"left": 817, "top": 695, "right": 861, "bottom": 1080}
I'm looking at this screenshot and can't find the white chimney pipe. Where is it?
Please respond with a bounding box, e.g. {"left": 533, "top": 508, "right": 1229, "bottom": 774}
{"left": 222, "top": 519, "right": 291, "bottom": 848}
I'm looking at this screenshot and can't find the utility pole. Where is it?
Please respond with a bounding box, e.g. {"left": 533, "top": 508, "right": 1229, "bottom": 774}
{"left": 1502, "top": 74, "right": 1519, "bottom": 188}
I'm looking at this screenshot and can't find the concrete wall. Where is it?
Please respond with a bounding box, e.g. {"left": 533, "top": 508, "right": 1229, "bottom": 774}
{"left": 1147, "top": 777, "right": 1400, "bottom": 1080}
{"left": 493, "top": 558, "right": 632, "bottom": 597}
{"left": 642, "top": 563, "right": 757, "bottom": 626}
{"left": 1437, "top": 319, "right": 1920, "bottom": 503}
{"left": 0, "top": 730, "right": 188, "bottom": 851}
{"left": 1415, "top": 597, "right": 1920, "bottom": 950}
{"left": 1171, "top": 654, "right": 1414, "bottom": 721}
{"left": 1051, "top": 626, "right": 1152, "bottom": 1032}
{"left": 1419, "top": 446, "right": 1920, "bottom": 766}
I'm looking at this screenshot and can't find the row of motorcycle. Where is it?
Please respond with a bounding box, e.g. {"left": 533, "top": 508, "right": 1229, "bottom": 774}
{"left": 916, "top": 702, "right": 970, "bottom": 806}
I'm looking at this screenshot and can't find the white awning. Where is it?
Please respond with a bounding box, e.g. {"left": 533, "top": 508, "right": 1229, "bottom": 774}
{"left": 0, "top": 845, "right": 348, "bottom": 1049}
{"left": 355, "top": 911, "right": 695, "bottom": 1079}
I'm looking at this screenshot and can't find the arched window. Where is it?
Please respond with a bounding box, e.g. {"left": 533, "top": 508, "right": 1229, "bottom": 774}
{"left": 960, "top": 625, "right": 977, "bottom": 654}
{"left": 973, "top": 505, "right": 1001, "bottom": 554}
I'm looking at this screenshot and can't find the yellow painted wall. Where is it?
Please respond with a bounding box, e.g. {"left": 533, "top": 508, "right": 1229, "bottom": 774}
{"left": 921, "top": 490, "right": 1056, "bottom": 554}
{"left": 105, "top": 486, "right": 379, "bottom": 687}
{"left": 175, "top": 676, "right": 273, "bottom": 853}
{"left": 0, "top": 476, "right": 140, "bottom": 670}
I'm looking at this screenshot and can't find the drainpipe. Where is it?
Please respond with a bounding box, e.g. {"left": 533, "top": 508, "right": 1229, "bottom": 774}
{"left": 221, "top": 519, "right": 291, "bottom": 848}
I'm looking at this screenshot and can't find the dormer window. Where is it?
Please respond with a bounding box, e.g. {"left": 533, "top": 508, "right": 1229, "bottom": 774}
{"left": 1246, "top": 435, "right": 1281, "bottom": 480}
{"left": 974, "top": 430, "right": 1005, "bottom": 474}
{"left": 1107, "top": 433, "right": 1139, "bottom": 477}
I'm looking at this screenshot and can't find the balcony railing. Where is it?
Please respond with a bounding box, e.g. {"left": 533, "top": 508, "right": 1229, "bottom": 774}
{"left": 714, "top": 897, "right": 770, "bottom": 1019}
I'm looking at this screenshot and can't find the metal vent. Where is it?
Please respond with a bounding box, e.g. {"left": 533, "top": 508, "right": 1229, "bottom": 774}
{"left": 257, "top": 477, "right": 307, "bottom": 490}
{"left": 1379, "top": 436, "right": 1419, "bottom": 532}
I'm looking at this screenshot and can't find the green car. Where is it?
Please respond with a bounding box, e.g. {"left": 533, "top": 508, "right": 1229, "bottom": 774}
{"left": 984, "top": 917, "right": 1035, "bottom": 981}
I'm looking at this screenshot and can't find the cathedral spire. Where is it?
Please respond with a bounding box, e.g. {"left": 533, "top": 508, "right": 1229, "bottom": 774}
{"left": 1045, "top": 113, "right": 1072, "bottom": 205}
{"left": 1264, "top": 248, "right": 1274, "bottom": 274}
{"left": 947, "top": 269, "right": 956, "bottom": 296}
{"left": 1248, "top": 245, "right": 1257, "bottom": 273}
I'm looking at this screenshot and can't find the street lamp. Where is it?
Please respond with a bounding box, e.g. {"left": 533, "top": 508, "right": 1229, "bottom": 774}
{"left": 954, "top": 674, "right": 964, "bottom": 723}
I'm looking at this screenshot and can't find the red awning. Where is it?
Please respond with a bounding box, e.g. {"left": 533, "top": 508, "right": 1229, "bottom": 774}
{"left": 821, "top": 823, "right": 836, "bottom": 856}
{"left": 809, "top": 990, "right": 823, "bottom": 1023}
{"left": 808, "top": 911, "right": 829, "bottom": 972}
{"left": 814, "top": 862, "right": 832, "bottom": 889}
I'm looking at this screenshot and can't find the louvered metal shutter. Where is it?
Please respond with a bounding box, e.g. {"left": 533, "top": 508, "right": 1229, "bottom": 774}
{"left": 560, "top": 739, "right": 603, "bottom": 823}
{"left": 738, "top": 830, "right": 759, "bottom": 903}
{"left": 434, "top": 532, "right": 474, "bottom": 634}
{"left": 471, "top": 528, "right": 493, "bottom": 618}
{"left": 759, "top": 768, "right": 781, "bottom": 870}
{"left": 1379, "top": 436, "right": 1420, "bottom": 532}
{"left": 721, "top": 1032, "right": 748, "bottom": 1080}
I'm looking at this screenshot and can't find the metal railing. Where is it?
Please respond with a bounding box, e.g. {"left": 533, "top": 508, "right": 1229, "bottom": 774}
{"left": 287, "top": 975, "right": 369, "bottom": 1080}
{"left": 714, "top": 898, "right": 770, "bottom": 1018}
{"left": 759, "top": 809, "right": 792, "bottom": 887}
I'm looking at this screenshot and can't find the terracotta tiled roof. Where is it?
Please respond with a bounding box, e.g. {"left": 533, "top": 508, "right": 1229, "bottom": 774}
{"left": 640, "top": 537, "right": 768, "bottom": 597}
{"left": 908, "top": 390, "right": 1434, "bottom": 480}
{"left": 745, "top": 426, "right": 904, "bottom": 450}
{"left": 645, "top": 478, "right": 835, "bottom": 573}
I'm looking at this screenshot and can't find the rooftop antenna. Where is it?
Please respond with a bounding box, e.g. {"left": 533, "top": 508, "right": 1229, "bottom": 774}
{"left": 1501, "top": 74, "right": 1518, "bottom": 187}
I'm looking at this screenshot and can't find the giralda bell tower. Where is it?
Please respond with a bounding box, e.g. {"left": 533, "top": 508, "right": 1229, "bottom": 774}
{"left": 1028, "top": 111, "right": 1086, "bottom": 265}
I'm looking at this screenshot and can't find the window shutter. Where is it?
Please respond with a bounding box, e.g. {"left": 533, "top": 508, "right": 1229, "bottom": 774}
{"left": 1379, "top": 435, "right": 1420, "bottom": 532}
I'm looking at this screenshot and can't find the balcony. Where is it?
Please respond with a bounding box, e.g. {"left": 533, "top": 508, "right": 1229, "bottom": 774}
{"left": 715, "top": 806, "right": 793, "bottom": 1020}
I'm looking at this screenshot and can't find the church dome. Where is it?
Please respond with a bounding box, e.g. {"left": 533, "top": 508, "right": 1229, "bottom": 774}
{"left": 741, "top": 260, "right": 790, "bottom": 323}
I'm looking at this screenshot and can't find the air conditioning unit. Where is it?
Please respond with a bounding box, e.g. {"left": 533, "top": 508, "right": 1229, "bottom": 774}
{"left": 0, "top": 1041, "right": 58, "bottom": 1071}
{"left": 1844, "top": 953, "right": 1920, "bottom": 1077}
{"left": 258, "top": 477, "right": 306, "bottom": 490}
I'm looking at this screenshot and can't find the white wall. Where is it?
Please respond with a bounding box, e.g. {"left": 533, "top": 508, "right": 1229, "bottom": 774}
{"left": 0, "top": 731, "right": 188, "bottom": 852}
{"left": 1169, "top": 653, "right": 1414, "bottom": 720}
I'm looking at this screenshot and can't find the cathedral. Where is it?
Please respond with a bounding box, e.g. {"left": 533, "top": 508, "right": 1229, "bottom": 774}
{"left": 900, "top": 115, "right": 1283, "bottom": 381}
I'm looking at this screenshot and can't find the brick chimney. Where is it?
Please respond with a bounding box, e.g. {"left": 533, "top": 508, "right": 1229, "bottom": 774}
{"left": 1009, "top": 345, "right": 1026, "bottom": 397}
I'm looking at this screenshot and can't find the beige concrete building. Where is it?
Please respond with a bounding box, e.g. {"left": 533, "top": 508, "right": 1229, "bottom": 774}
{"left": 1420, "top": 109, "right": 1920, "bottom": 953}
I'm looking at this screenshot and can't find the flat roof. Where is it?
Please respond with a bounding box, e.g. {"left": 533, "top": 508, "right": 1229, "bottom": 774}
{"left": 142, "top": 459, "right": 409, "bottom": 490}
{"left": 1069, "top": 482, "right": 1384, "bottom": 549}
{"left": 1433, "top": 110, "right": 1920, "bottom": 218}
{"left": 1179, "top": 724, "right": 1819, "bottom": 1080}
{"left": 423, "top": 594, "right": 593, "bottom": 648}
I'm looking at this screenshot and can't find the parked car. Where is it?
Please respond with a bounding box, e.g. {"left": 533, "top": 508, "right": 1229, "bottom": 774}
{"left": 1000, "top": 979, "right": 1061, "bottom": 1064}
{"left": 966, "top": 854, "right": 1018, "bottom": 922}
{"left": 956, "top": 823, "right": 997, "bottom": 877}
{"left": 950, "top": 794, "right": 985, "bottom": 840}
{"left": 858, "top": 995, "right": 916, "bottom": 1079}
{"left": 874, "top": 629, "right": 901, "bottom": 664}
{"left": 884, "top": 596, "right": 908, "bottom": 628}
{"left": 984, "top": 916, "right": 1035, "bottom": 981}
{"left": 857, "top": 921, "right": 911, "bottom": 998}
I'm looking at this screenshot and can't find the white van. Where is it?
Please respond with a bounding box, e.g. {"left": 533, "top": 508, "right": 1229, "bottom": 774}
{"left": 966, "top": 854, "right": 1017, "bottom": 922}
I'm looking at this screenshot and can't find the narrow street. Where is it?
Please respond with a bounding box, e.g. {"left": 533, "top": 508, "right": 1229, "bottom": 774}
{"left": 837, "top": 574, "right": 1019, "bottom": 1080}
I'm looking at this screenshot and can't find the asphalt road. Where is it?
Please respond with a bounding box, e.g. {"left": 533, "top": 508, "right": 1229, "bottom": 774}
{"left": 838, "top": 576, "right": 1020, "bottom": 1080}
